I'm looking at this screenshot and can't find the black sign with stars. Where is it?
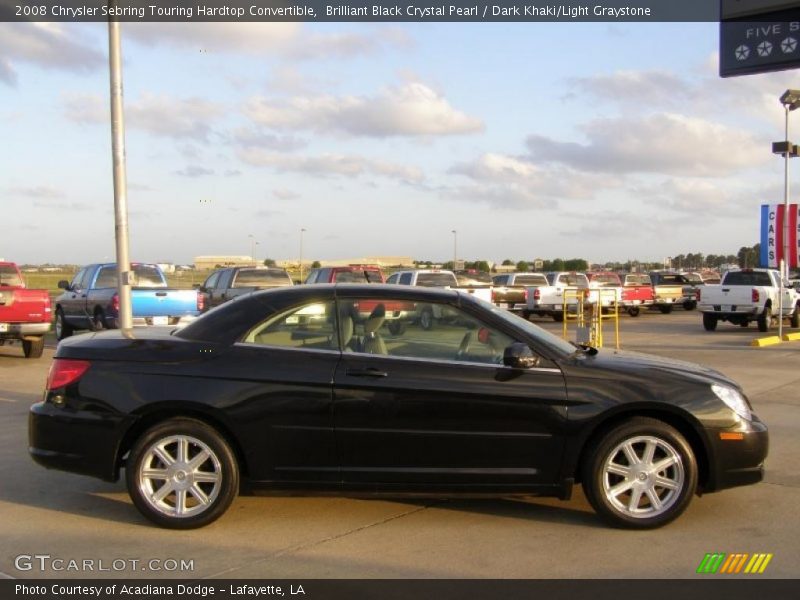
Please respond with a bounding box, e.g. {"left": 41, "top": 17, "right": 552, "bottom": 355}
{"left": 721, "top": 6, "right": 800, "bottom": 77}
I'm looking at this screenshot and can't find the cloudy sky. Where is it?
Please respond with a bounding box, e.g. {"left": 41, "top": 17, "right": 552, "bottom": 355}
{"left": 1, "top": 20, "right": 797, "bottom": 265}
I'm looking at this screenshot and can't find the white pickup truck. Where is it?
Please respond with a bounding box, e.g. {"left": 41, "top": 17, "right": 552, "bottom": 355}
{"left": 521, "top": 271, "right": 591, "bottom": 322}
{"left": 697, "top": 268, "right": 800, "bottom": 332}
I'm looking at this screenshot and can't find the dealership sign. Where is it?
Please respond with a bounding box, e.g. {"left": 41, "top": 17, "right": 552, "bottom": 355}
{"left": 721, "top": 1, "right": 800, "bottom": 76}
{"left": 760, "top": 204, "right": 800, "bottom": 267}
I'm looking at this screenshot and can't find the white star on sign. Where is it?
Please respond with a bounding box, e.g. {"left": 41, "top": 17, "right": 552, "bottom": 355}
{"left": 735, "top": 44, "right": 750, "bottom": 61}
{"left": 757, "top": 41, "right": 773, "bottom": 57}
{"left": 782, "top": 37, "right": 798, "bottom": 53}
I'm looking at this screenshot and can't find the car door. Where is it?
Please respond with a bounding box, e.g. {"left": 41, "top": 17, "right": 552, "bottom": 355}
{"left": 212, "top": 269, "right": 234, "bottom": 307}
{"left": 225, "top": 295, "right": 341, "bottom": 484}
{"left": 332, "top": 290, "right": 568, "bottom": 489}
{"left": 61, "top": 266, "right": 95, "bottom": 328}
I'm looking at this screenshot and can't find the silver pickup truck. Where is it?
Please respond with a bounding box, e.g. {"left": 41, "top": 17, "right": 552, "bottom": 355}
{"left": 522, "top": 272, "right": 591, "bottom": 322}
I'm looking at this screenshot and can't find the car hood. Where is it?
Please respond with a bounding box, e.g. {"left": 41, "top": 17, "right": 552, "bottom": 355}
{"left": 566, "top": 347, "right": 739, "bottom": 389}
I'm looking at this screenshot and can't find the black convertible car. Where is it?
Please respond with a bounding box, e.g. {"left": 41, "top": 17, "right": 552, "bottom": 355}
{"left": 29, "top": 284, "right": 767, "bottom": 529}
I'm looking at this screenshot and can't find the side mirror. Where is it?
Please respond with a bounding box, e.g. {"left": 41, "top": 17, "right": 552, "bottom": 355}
{"left": 57, "top": 280, "right": 70, "bottom": 290}
{"left": 503, "top": 342, "right": 540, "bottom": 369}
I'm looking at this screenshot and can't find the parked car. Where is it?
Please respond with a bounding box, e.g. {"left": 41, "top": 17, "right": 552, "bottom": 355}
{"left": 198, "top": 267, "right": 292, "bottom": 311}
{"left": 30, "top": 284, "right": 768, "bottom": 529}
{"left": 698, "top": 268, "right": 799, "bottom": 332}
{"left": 648, "top": 272, "right": 694, "bottom": 313}
{"left": 491, "top": 272, "right": 549, "bottom": 312}
{"left": 619, "top": 273, "right": 655, "bottom": 317}
{"left": 0, "top": 261, "right": 51, "bottom": 358}
{"left": 54, "top": 263, "right": 202, "bottom": 340}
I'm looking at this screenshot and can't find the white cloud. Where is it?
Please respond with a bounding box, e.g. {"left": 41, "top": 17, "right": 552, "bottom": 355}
{"left": 63, "top": 92, "right": 223, "bottom": 141}
{"left": 174, "top": 165, "right": 214, "bottom": 178}
{"left": 231, "top": 128, "right": 307, "bottom": 151}
{"left": 245, "top": 82, "right": 484, "bottom": 138}
{"left": 0, "top": 23, "right": 103, "bottom": 86}
{"left": 238, "top": 149, "right": 424, "bottom": 184}
{"left": 8, "top": 185, "right": 66, "bottom": 199}
{"left": 272, "top": 189, "right": 301, "bottom": 200}
{"left": 526, "top": 113, "right": 767, "bottom": 177}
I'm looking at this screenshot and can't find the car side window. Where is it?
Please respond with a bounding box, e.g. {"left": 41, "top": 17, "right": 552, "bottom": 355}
{"left": 343, "top": 297, "right": 516, "bottom": 365}
{"left": 70, "top": 268, "right": 87, "bottom": 290}
{"left": 217, "top": 269, "right": 234, "bottom": 290}
{"left": 242, "top": 301, "right": 337, "bottom": 350}
{"left": 304, "top": 269, "right": 319, "bottom": 284}
{"left": 399, "top": 273, "right": 412, "bottom": 285}
{"left": 386, "top": 273, "right": 399, "bottom": 284}
{"left": 204, "top": 272, "right": 221, "bottom": 290}
{"left": 93, "top": 266, "right": 116, "bottom": 288}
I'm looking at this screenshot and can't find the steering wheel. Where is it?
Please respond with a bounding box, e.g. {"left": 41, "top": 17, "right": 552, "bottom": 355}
{"left": 456, "top": 332, "right": 474, "bottom": 360}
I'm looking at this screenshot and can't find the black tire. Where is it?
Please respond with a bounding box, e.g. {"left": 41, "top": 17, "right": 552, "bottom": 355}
{"left": 658, "top": 305, "right": 673, "bottom": 314}
{"left": 581, "top": 417, "right": 697, "bottom": 529}
{"left": 387, "top": 321, "right": 407, "bottom": 336}
{"left": 552, "top": 313, "right": 564, "bottom": 323}
{"left": 93, "top": 309, "right": 106, "bottom": 331}
{"left": 54, "top": 308, "right": 73, "bottom": 341}
{"left": 22, "top": 337, "right": 45, "bottom": 358}
{"left": 627, "top": 307, "right": 640, "bottom": 318}
{"left": 791, "top": 305, "right": 800, "bottom": 329}
{"left": 702, "top": 313, "right": 718, "bottom": 332}
{"left": 757, "top": 306, "right": 773, "bottom": 333}
{"left": 520, "top": 310, "right": 531, "bottom": 320}
{"left": 419, "top": 307, "right": 434, "bottom": 331}
{"left": 126, "top": 418, "right": 239, "bottom": 529}
{"left": 739, "top": 320, "right": 749, "bottom": 328}
{"left": 683, "top": 300, "right": 697, "bottom": 311}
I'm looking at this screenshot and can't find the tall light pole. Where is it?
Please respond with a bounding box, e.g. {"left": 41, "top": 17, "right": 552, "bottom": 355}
{"left": 775, "top": 89, "right": 800, "bottom": 340}
{"left": 451, "top": 229, "right": 457, "bottom": 269}
{"left": 248, "top": 234, "right": 255, "bottom": 264}
{"left": 299, "top": 228, "right": 306, "bottom": 282}
{"left": 108, "top": 10, "right": 132, "bottom": 330}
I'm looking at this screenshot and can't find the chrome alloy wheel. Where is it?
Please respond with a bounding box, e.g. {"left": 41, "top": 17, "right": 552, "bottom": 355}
{"left": 137, "top": 435, "right": 222, "bottom": 518}
{"left": 601, "top": 435, "right": 685, "bottom": 519}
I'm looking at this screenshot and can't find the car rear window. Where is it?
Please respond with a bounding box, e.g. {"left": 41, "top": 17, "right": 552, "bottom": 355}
{"left": 95, "top": 265, "right": 166, "bottom": 288}
{"left": 589, "top": 274, "right": 620, "bottom": 286}
{"left": 0, "top": 265, "right": 23, "bottom": 287}
{"left": 625, "top": 274, "right": 652, "bottom": 285}
{"left": 417, "top": 273, "right": 458, "bottom": 287}
{"left": 455, "top": 272, "right": 493, "bottom": 286}
{"left": 334, "top": 270, "right": 383, "bottom": 283}
{"left": 233, "top": 269, "right": 291, "bottom": 287}
{"left": 514, "top": 274, "right": 548, "bottom": 286}
{"left": 723, "top": 271, "right": 772, "bottom": 286}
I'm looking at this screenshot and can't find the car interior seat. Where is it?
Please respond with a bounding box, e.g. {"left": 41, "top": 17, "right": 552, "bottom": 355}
{"left": 362, "top": 304, "right": 388, "bottom": 355}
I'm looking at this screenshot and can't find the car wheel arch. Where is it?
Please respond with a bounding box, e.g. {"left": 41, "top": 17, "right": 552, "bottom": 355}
{"left": 115, "top": 407, "right": 249, "bottom": 482}
{"left": 569, "top": 407, "right": 711, "bottom": 493}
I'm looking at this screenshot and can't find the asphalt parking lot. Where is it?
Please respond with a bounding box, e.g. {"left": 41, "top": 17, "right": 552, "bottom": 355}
{"left": 1, "top": 310, "right": 798, "bottom": 579}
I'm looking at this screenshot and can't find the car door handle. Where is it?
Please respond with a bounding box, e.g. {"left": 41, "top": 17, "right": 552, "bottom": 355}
{"left": 345, "top": 368, "right": 388, "bottom": 378}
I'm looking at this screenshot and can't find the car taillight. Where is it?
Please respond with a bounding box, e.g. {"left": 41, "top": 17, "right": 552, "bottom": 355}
{"left": 752, "top": 288, "right": 760, "bottom": 303}
{"left": 533, "top": 288, "right": 541, "bottom": 300}
{"left": 523, "top": 288, "right": 528, "bottom": 302}
{"left": 111, "top": 293, "right": 120, "bottom": 312}
{"left": 696, "top": 289, "right": 701, "bottom": 302}
{"left": 491, "top": 290, "right": 496, "bottom": 302}
{"left": 46, "top": 359, "right": 91, "bottom": 390}
{"left": 197, "top": 292, "right": 205, "bottom": 312}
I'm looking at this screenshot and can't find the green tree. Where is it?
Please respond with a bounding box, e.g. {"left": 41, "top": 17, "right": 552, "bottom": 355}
{"left": 474, "top": 260, "right": 491, "bottom": 272}
{"left": 516, "top": 260, "right": 529, "bottom": 272}
{"left": 311, "top": 260, "right": 321, "bottom": 269}
{"left": 263, "top": 258, "right": 276, "bottom": 267}
{"left": 501, "top": 259, "right": 514, "bottom": 266}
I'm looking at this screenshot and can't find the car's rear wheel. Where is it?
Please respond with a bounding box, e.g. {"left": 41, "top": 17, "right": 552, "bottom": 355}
{"left": 702, "top": 313, "right": 717, "bottom": 331}
{"left": 683, "top": 300, "right": 697, "bottom": 311}
{"left": 627, "top": 307, "right": 640, "bottom": 317}
{"left": 419, "top": 307, "right": 434, "bottom": 330}
{"left": 757, "top": 306, "right": 773, "bottom": 332}
{"left": 388, "top": 321, "right": 407, "bottom": 336}
{"left": 55, "top": 308, "right": 73, "bottom": 341}
{"left": 22, "top": 337, "right": 45, "bottom": 358}
{"left": 126, "top": 418, "right": 239, "bottom": 529}
{"left": 658, "top": 305, "right": 673, "bottom": 314}
{"left": 552, "top": 313, "right": 564, "bottom": 323}
{"left": 582, "top": 418, "right": 697, "bottom": 529}
{"left": 790, "top": 305, "right": 800, "bottom": 328}
{"left": 93, "top": 309, "right": 106, "bottom": 331}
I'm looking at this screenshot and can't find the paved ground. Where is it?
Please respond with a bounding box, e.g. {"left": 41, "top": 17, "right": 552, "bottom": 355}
{"left": 0, "top": 310, "right": 797, "bottom": 579}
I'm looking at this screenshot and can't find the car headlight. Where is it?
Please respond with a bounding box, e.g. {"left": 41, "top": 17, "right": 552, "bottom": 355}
{"left": 712, "top": 384, "right": 751, "bottom": 421}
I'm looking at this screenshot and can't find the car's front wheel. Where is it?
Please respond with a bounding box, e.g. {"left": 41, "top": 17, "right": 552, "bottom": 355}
{"left": 582, "top": 418, "right": 697, "bottom": 529}
{"left": 126, "top": 418, "right": 239, "bottom": 529}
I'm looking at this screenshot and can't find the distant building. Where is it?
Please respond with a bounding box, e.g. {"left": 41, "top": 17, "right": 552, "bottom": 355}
{"left": 194, "top": 256, "right": 257, "bottom": 270}
{"left": 156, "top": 263, "right": 175, "bottom": 274}
{"left": 276, "top": 256, "right": 415, "bottom": 269}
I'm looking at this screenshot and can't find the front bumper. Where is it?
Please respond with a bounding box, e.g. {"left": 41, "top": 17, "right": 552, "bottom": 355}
{"left": 703, "top": 415, "right": 768, "bottom": 493}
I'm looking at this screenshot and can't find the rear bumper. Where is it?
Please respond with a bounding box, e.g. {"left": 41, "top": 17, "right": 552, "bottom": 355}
{"left": 704, "top": 416, "right": 768, "bottom": 493}
{"left": 28, "top": 400, "right": 130, "bottom": 482}
{"left": 0, "top": 322, "right": 50, "bottom": 338}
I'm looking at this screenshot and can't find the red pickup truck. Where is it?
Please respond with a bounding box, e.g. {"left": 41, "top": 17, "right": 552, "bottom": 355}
{"left": 0, "top": 262, "right": 52, "bottom": 358}
{"left": 619, "top": 273, "right": 655, "bottom": 317}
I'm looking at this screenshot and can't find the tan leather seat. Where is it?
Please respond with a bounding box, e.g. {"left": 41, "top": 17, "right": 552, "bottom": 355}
{"left": 362, "top": 304, "right": 388, "bottom": 355}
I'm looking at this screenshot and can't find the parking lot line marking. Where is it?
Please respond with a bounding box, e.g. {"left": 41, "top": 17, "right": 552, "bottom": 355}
{"left": 0, "top": 398, "right": 17, "bottom": 403}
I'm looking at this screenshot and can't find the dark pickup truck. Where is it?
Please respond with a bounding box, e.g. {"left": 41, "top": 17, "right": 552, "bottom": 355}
{"left": 0, "top": 261, "right": 51, "bottom": 358}
{"left": 55, "top": 263, "right": 202, "bottom": 340}
{"left": 199, "top": 266, "right": 293, "bottom": 311}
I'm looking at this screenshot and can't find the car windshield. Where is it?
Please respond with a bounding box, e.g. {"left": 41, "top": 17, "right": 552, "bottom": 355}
{"left": 0, "top": 265, "right": 24, "bottom": 287}
{"left": 463, "top": 293, "right": 577, "bottom": 358}
{"left": 233, "top": 269, "right": 291, "bottom": 287}
{"left": 334, "top": 270, "right": 382, "bottom": 283}
{"left": 417, "top": 273, "right": 458, "bottom": 287}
